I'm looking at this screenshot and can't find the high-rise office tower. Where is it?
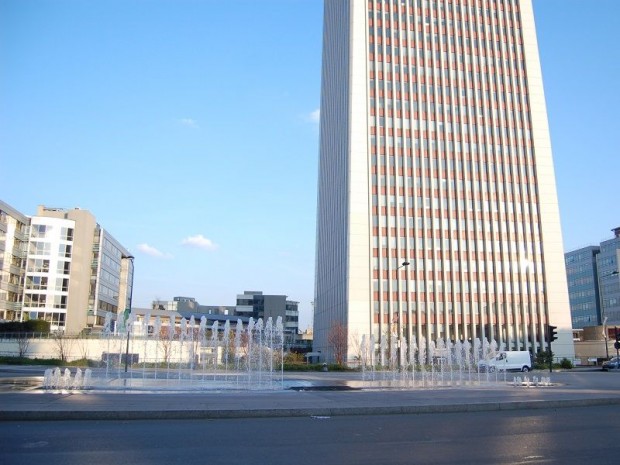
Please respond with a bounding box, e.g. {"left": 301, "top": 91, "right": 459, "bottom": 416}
{"left": 314, "top": 0, "right": 574, "bottom": 362}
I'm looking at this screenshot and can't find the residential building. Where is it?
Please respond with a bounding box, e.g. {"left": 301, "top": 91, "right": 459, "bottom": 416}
{"left": 314, "top": 0, "right": 574, "bottom": 363}
{"left": 0, "top": 202, "right": 134, "bottom": 334}
{"left": 0, "top": 201, "right": 29, "bottom": 322}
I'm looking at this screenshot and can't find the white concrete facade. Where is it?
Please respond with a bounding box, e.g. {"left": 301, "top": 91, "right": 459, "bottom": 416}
{"left": 314, "top": 0, "right": 574, "bottom": 362}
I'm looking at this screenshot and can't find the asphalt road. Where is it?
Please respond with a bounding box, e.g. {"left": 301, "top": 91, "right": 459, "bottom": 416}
{"left": 1, "top": 405, "right": 618, "bottom": 465}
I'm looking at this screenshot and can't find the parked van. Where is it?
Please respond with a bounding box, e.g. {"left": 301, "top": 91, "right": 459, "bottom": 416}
{"left": 478, "top": 351, "right": 532, "bottom": 372}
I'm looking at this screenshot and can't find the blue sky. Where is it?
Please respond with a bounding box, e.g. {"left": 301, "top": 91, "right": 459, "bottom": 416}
{"left": 1, "top": 1, "right": 618, "bottom": 330}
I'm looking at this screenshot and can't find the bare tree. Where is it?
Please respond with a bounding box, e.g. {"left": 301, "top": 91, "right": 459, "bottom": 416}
{"left": 52, "top": 332, "right": 74, "bottom": 363}
{"left": 328, "top": 321, "right": 348, "bottom": 365}
{"left": 17, "top": 334, "right": 30, "bottom": 358}
{"left": 75, "top": 338, "right": 89, "bottom": 363}
{"left": 157, "top": 326, "right": 174, "bottom": 366}
{"left": 348, "top": 331, "right": 362, "bottom": 367}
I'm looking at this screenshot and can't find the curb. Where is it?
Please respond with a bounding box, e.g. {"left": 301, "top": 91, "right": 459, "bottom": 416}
{"left": 2, "top": 397, "right": 620, "bottom": 421}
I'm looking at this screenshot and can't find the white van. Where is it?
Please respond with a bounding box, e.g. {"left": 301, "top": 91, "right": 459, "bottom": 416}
{"left": 478, "top": 351, "right": 532, "bottom": 372}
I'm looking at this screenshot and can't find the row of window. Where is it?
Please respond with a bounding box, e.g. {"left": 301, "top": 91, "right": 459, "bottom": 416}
{"left": 567, "top": 276, "right": 596, "bottom": 288}
{"left": 30, "top": 225, "right": 74, "bottom": 241}
{"left": 569, "top": 289, "right": 596, "bottom": 300}
{"left": 371, "top": 301, "right": 540, "bottom": 317}
{"left": 372, "top": 175, "right": 535, "bottom": 196}
{"left": 374, "top": 277, "right": 539, "bottom": 294}
{"left": 23, "top": 294, "right": 67, "bottom": 309}
{"left": 25, "top": 260, "right": 71, "bottom": 275}
{"left": 371, "top": 0, "right": 520, "bottom": 17}
{"left": 24, "top": 276, "right": 69, "bottom": 292}
{"left": 28, "top": 242, "right": 72, "bottom": 258}
{"left": 25, "top": 311, "right": 66, "bottom": 326}
{"left": 372, "top": 256, "right": 541, "bottom": 274}
{"left": 372, "top": 236, "right": 540, "bottom": 255}
{"left": 371, "top": 174, "right": 535, "bottom": 194}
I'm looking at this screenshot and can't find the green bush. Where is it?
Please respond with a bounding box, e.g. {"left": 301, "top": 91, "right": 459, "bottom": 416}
{"left": 0, "top": 320, "right": 50, "bottom": 333}
{"left": 560, "top": 358, "right": 573, "bottom": 369}
{"left": 282, "top": 362, "right": 353, "bottom": 372}
{"left": 0, "top": 356, "right": 61, "bottom": 366}
{"left": 534, "top": 349, "right": 553, "bottom": 369}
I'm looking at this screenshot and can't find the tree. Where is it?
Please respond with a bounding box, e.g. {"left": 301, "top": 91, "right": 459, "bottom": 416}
{"left": 327, "top": 321, "right": 348, "bottom": 365}
{"left": 53, "top": 332, "right": 73, "bottom": 363}
{"left": 17, "top": 334, "right": 30, "bottom": 358}
{"left": 157, "top": 326, "right": 174, "bottom": 366}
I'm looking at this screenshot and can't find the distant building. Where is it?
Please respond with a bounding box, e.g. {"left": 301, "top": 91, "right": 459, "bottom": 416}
{"left": 565, "top": 246, "right": 601, "bottom": 329}
{"left": 236, "top": 291, "right": 299, "bottom": 344}
{"left": 597, "top": 228, "right": 620, "bottom": 324}
{"left": 0, "top": 201, "right": 133, "bottom": 333}
{"left": 565, "top": 228, "right": 620, "bottom": 328}
{"left": 150, "top": 293, "right": 300, "bottom": 345}
{"left": 152, "top": 296, "right": 235, "bottom": 316}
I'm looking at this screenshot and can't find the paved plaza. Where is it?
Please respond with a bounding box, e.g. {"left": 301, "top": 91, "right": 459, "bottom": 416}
{"left": 0, "top": 366, "right": 618, "bottom": 421}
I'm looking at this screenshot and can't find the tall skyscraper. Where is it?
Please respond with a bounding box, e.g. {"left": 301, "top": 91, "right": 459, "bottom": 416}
{"left": 314, "top": 0, "right": 574, "bottom": 362}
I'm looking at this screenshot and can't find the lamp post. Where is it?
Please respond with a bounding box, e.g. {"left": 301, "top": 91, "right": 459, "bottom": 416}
{"left": 123, "top": 255, "right": 135, "bottom": 373}
{"left": 599, "top": 270, "right": 619, "bottom": 360}
{"left": 395, "top": 261, "right": 410, "bottom": 368}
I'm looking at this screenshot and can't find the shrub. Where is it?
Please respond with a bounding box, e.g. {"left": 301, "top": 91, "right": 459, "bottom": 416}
{"left": 560, "top": 358, "right": 573, "bottom": 369}
{"left": 0, "top": 320, "right": 50, "bottom": 334}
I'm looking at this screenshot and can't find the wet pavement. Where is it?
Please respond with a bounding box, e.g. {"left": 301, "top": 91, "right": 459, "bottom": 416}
{"left": 0, "top": 365, "right": 618, "bottom": 421}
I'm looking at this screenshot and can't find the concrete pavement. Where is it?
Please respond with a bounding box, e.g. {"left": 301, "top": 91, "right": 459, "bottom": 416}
{"left": 0, "top": 366, "right": 618, "bottom": 421}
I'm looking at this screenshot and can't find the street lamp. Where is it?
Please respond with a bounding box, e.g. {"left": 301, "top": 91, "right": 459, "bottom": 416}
{"left": 599, "top": 270, "right": 618, "bottom": 360}
{"left": 395, "top": 261, "right": 410, "bottom": 368}
{"left": 122, "top": 254, "right": 135, "bottom": 373}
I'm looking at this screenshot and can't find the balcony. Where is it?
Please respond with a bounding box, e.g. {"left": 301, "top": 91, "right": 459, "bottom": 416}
{"left": 0, "top": 300, "right": 23, "bottom": 312}
{"left": 0, "top": 281, "right": 20, "bottom": 294}
{"left": 11, "top": 247, "right": 27, "bottom": 258}
{"left": 13, "top": 229, "right": 28, "bottom": 242}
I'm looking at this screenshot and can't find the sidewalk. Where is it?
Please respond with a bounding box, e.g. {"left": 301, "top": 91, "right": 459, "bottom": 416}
{"left": 1, "top": 367, "right": 618, "bottom": 421}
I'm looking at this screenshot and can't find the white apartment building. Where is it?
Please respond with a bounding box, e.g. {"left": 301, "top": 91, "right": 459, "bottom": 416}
{"left": 1, "top": 202, "right": 133, "bottom": 334}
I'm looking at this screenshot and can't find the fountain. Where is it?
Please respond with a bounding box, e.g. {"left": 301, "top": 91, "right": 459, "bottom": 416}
{"left": 40, "top": 312, "right": 553, "bottom": 393}
{"left": 359, "top": 334, "right": 544, "bottom": 389}
{"left": 43, "top": 312, "right": 285, "bottom": 392}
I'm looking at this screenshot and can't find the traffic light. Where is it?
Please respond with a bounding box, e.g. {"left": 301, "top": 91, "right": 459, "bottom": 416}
{"left": 547, "top": 325, "right": 558, "bottom": 342}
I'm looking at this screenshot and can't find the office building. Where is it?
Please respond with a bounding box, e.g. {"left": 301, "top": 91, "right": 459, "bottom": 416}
{"left": 314, "top": 0, "right": 574, "bottom": 362}
{"left": 566, "top": 228, "right": 620, "bottom": 330}
{"left": 597, "top": 227, "right": 620, "bottom": 325}
{"left": 565, "top": 246, "right": 601, "bottom": 329}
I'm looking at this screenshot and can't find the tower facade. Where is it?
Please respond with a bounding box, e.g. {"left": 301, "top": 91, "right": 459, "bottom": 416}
{"left": 314, "top": 0, "right": 574, "bottom": 362}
